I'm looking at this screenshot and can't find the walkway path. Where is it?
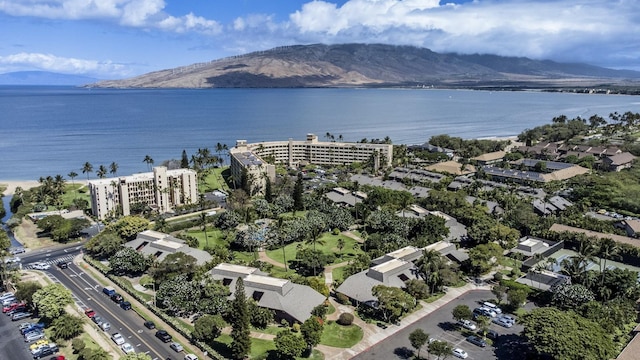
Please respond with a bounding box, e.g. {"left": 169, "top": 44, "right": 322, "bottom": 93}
{"left": 341, "top": 230, "right": 364, "bottom": 243}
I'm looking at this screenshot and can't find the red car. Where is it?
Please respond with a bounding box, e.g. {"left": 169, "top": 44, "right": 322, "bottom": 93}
{"left": 2, "top": 302, "right": 24, "bottom": 313}
{"left": 50, "top": 356, "right": 65, "bottom": 360}
{"left": 84, "top": 308, "right": 96, "bottom": 318}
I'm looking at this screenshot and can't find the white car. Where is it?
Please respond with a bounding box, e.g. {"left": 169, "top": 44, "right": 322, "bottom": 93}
{"left": 4, "top": 257, "right": 20, "bottom": 264}
{"left": 458, "top": 319, "right": 477, "bottom": 331}
{"left": 121, "top": 343, "right": 135, "bottom": 354}
{"left": 184, "top": 355, "right": 198, "bottom": 360}
{"left": 31, "top": 262, "right": 51, "bottom": 270}
{"left": 453, "top": 348, "right": 469, "bottom": 359}
{"left": 501, "top": 314, "right": 516, "bottom": 324}
{"left": 111, "top": 333, "right": 125, "bottom": 345}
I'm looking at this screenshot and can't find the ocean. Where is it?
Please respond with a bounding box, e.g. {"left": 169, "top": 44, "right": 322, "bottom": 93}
{"left": 2, "top": 86, "right": 640, "bottom": 181}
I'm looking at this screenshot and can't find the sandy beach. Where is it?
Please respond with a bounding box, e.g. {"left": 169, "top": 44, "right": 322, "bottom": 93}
{"left": 0, "top": 180, "right": 42, "bottom": 196}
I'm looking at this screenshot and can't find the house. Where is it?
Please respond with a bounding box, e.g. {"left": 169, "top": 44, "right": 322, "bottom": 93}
{"left": 618, "top": 219, "right": 640, "bottom": 238}
{"left": 511, "top": 236, "right": 554, "bottom": 257}
{"left": 210, "top": 263, "right": 326, "bottom": 324}
{"left": 603, "top": 152, "right": 636, "bottom": 172}
{"left": 336, "top": 242, "right": 457, "bottom": 305}
{"left": 471, "top": 151, "right": 506, "bottom": 166}
{"left": 124, "top": 230, "right": 212, "bottom": 265}
{"left": 395, "top": 205, "right": 468, "bottom": 242}
{"left": 325, "top": 187, "right": 367, "bottom": 207}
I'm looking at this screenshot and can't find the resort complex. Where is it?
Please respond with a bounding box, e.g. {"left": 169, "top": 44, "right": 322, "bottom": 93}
{"left": 88, "top": 166, "right": 198, "bottom": 220}
{"left": 230, "top": 134, "right": 393, "bottom": 194}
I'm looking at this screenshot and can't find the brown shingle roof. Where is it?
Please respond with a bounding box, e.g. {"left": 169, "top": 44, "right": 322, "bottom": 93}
{"left": 607, "top": 152, "right": 636, "bottom": 166}
{"left": 549, "top": 224, "right": 640, "bottom": 248}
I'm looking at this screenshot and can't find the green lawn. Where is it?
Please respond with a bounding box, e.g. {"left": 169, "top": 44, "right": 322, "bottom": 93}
{"left": 60, "top": 183, "right": 90, "bottom": 207}
{"left": 265, "top": 232, "right": 363, "bottom": 267}
{"left": 320, "top": 321, "right": 363, "bottom": 348}
{"left": 200, "top": 167, "right": 230, "bottom": 192}
{"left": 332, "top": 266, "right": 346, "bottom": 282}
{"left": 184, "top": 228, "right": 226, "bottom": 249}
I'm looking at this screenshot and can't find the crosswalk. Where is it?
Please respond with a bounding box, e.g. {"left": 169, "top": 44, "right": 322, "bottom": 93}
{"left": 22, "top": 255, "right": 76, "bottom": 270}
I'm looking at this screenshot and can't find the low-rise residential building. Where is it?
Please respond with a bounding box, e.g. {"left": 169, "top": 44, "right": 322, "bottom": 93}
{"left": 471, "top": 151, "right": 506, "bottom": 166}
{"left": 603, "top": 152, "right": 636, "bottom": 172}
{"left": 124, "top": 230, "right": 212, "bottom": 265}
{"left": 88, "top": 166, "right": 198, "bottom": 220}
{"left": 210, "top": 263, "right": 326, "bottom": 324}
{"left": 617, "top": 219, "right": 640, "bottom": 238}
{"left": 325, "top": 187, "right": 367, "bottom": 207}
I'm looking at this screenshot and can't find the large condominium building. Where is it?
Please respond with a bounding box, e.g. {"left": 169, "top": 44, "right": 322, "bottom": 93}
{"left": 230, "top": 134, "right": 393, "bottom": 194}
{"left": 88, "top": 166, "right": 198, "bottom": 220}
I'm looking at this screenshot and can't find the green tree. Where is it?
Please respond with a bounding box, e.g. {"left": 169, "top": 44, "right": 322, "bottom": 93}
{"left": 371, "top": 284, "right": 416, "bottom": 322}
{"left": 274, "top": 330, "right": 306, "bottom": 359}
{"left": 475, "top": 315, "right": 490, "bottom": 338}
{"left": 109, "top": 162, "right": 119, "bottom": 176}
{"left": 51, "top": 313, "right": 84, "bottom": 340}
{"left": 491, "top": 284, "right": 507, "bottom": 305}
{"left": 181, "top": 149, "right": 190, "bottom": 168}
{"left": 551, "top": 282, "right": 595, "bottom": 310}
{"left": 79, "top": 347, "right": 110, "bottom": 360}
{"left": 111, "top": 215, "right": 149, "bottom": 241}
{"left": 84, "top": 231, "right": 124, "bottom": 259}
{"left": 409, "top": 328, "right": 429, "bottom": 359}
{"left": 149, "top": 252, "right": 198, "bottom": 283}
{"left": 68, "top": 171, "right": 78, "bottom": 199}
{"left": 521, "top": 307, "right": 615, "bottom": 360}
{"left": 82, "top": 162, "right": 93, "bottom": 180}
{"left": 404, "top": 279, "right": 430, "bottom": 300}
{"left": 248, "top": 301, "right": 274, "bottom": 329}
{"left": 15, "top": 281, "right": 43, "bottom": 308}
{"left": 507, "top": 288, "right": 528, "bottom": 309}
{"left": 598, "top": 238, "right": 620, "bottom": 286}
{"left": 193, "top": 314, "right": 226, "bottom": 343}
{"left": 143, "top": 154, "right": 154, "bottom": 171}
{"left": 301, "top": 316, "right": 324, "bottom": 350}
{"left": 230, "top": 278, "right": 251, "bottom": 359}
{"left": 32, "top": 283, "right": 73, "bottom": 320}
{"left": 416, "top": 249, "right": 443, "bottom": 294}
{"left": 452, "top": 304, "right": 472, "bottom": 322}
{"left": 428, "top": 340, "right": 453, "bottom": 360}
{"left": 72, "top": 338, "right": 85, "bottom": 353}
{"left": 293, "top": 173, "right": 304, "bottom": 211}
{"left": 96, "top": 164, "right": 108, "bottom": 179}
{"left": 109, "top": 247, "right": 151, "bottom": 275}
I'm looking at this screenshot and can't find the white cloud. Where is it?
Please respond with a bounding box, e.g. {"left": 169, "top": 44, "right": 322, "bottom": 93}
{"left": 0, "top": 52, "right": 132, "bottom": 77}
{"left": 0, "top": 0, "right": 221, "bottom": 34}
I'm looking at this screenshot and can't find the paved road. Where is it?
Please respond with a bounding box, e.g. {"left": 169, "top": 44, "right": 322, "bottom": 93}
{"left": 352, "top": 290, "right": 526, "bottom": 360}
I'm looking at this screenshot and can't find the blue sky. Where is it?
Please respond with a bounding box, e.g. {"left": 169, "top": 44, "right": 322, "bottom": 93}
{"left": 1, "top": 0, "right": 639, "bottom": 79}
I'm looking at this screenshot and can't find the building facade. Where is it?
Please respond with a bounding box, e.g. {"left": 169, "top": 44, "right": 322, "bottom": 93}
{"left": 230, "top": 134, "right": 393, "bottom": 194}
{"left": 88, "top": 166, "right": 198, "bottom": 220}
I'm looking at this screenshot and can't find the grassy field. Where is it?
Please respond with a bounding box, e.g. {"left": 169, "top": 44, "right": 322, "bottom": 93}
{"left": 184, "top": 228, "right": 226, "bottom": 249}
{"left": 60, "top": 183, "right": 90, "bottom": 207}
{"left": 265, "top": 232, "right": 363, "bottom": 268}
{"left": 319, "top": 321, "right": 364, "bottom": 348}
{"left": 200, "top": 167, "right": 230, "bottom": 193}
{"left": 332, "top": 266, "right": 346, "bottom": 282}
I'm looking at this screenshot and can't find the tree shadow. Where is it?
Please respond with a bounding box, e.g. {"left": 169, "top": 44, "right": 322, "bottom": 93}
{"left": 437, "top": 321, "right": 456, "bottom": 331}
{"left": 393, "top": 346, "right": 414, "bottom": 359}
{"left": 493, "top": 333, "right": 533, "bottom": 360}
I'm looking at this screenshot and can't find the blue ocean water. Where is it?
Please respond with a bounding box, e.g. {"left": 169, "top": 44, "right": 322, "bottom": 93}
{"left": 1, "top": 86, "right": 640, "bottom": 180}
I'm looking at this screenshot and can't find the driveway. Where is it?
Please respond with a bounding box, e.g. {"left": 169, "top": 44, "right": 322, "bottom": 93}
{"left": 352, "top": 290, "right": 528, "bottom": 360}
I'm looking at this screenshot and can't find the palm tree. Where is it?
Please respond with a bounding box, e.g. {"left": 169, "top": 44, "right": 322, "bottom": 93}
{"left": 143, "top": 155, "right": 154, "bottom": 171}
{"left": 417, "top": 249, "right": 443, "bottom": 294}
{"left": 599, "top": 238, "right": 620, "bottom": 286}
{"left": 109, "top": 162, "right": 119, "bottom": 177}
{"left": 82, "top": 162, "right": 93, "bottom": 181}
{"left": 97, "top": 165, "right": 108, "bottom": 179}
{"left": 560, "top": 256, "right": 587, "bottom": 284}
{"left": 67, "top": 171, "right": 78, "bottom": 199}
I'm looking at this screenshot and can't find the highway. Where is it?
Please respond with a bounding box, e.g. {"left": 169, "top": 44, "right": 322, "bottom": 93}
{"left": 10, "top": 244, "right": 181, "bottom": 360}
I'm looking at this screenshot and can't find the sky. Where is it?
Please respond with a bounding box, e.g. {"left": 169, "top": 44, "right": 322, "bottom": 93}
{"left": 1, "top": 0, "right": 639, "bottom": 79}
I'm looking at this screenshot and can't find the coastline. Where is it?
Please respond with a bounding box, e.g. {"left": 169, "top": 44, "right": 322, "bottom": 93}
{"left": 1, "top": 180, "right": 44, "bottom": 196}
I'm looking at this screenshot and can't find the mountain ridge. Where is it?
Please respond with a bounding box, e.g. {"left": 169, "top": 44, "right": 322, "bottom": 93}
{"left": 89, "top": 43, "right": 640, "bottom": 89}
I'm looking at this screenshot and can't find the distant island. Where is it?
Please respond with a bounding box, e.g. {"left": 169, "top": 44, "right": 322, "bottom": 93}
{"left": 89, "top": 43, "right": 640, "bottom": 92}
{"left": 0, "top": 71, "right": 99, "bottom": 86}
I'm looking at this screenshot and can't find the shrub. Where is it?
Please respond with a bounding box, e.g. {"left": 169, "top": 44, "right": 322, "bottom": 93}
{"left": 336, "top": 292, "right": 350, "bottom": 305}
{"left": 71, "top": 338, "right": 85, "bottom": 353}
{"left": 333, "top": 228, "right": 340, "bottom": 235}
{"left": 337, "top": 313, "right": 354, "bottom": 326}
{"left": 292, "top": 323, "right": 301, "bottom": 333}
{"left": 493, "top": 272, "right": 503, "bottom": 282}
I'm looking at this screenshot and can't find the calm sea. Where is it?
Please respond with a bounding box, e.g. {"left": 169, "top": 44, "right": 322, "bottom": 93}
{"left": 2, "top": 86, "right": 640, "bottom": 181}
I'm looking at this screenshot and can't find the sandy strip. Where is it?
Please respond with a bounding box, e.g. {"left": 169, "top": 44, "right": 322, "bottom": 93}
{"left": 0, "top": 180, "right": 41, "bottom": 196}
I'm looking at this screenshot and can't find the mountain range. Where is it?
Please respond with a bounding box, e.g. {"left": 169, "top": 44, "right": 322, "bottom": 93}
{"left": 89, "top": 43, "right": 640, "bottom": 89}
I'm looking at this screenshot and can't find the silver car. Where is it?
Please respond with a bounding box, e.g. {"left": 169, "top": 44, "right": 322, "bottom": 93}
{"left": 24, "top": 331, "right": 45, "bottom": 342}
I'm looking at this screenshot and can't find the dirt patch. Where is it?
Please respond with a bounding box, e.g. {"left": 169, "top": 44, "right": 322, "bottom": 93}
{"left": 14, "top": 218, "right": 59, "bottom": 249}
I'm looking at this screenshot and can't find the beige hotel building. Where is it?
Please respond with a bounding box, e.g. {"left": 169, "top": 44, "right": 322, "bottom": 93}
{"left": 230, "top": 134, "right": 393, "bottom": 194}
{"left": 88, "top": 166, "right": 198, "bottom": 220}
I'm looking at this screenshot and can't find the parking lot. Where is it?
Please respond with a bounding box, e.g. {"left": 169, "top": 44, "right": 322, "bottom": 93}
{"left": 0, "top": 300, "right": 41, "bottom": 360}
{"left": 353, "top": 290, "right": 530, "bottom": 360}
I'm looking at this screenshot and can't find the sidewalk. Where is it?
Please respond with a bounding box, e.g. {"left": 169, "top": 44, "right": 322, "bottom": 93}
{"left": 319, "top": 282, "right": 492, "bottom": 360}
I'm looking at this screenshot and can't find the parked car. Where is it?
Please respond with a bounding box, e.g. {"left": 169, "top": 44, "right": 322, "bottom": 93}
{"left": 452, "top": 348, "right": 468, "bottom": 359}
{"left": 56, "top": 262, "right": 68, "bottom": 269}
{"left": 101, "top": 322, "right": 111, "bottom": 331}
{"left": 5, "top": 257, "right": 21, "bottom": 264}
{"left": 92, "top": 315, "right": 104, "bottom": 325}
{"left": 0, "top": 292, "right": 15, "bottom": 301}
{"left": 102, "top": 287, "right": 116, "bottom": 297}
{"left": 155, "top": 330, "right": 172, "bottom": 343}
{"left": 144, "top": 320, "right": 155, "bottom": 329}
{"left": 84, "top": 309, "right": 96, "bottom": 318}
{"left": 170, "top": 342, "right": 183, "bottom": 352}
{"left": 21, "top": 323, "right": 46, "bottom": 335}
{"left": 2, "top": 297, "right": 17, "bottom": 306}
{"left": 24, "top": 331, "right": 45, "bottom": 342}
{"left": 9, "top": 247, "right": 25, "bottom": 255}
{"left": 184, "top": 355, "right": 198, "bottom": 360}
{"left": 29, "top": 339, "right": 49, "bottom": 350}
{"left": 467, "top": 335, "right": 487, "bottom": 347}
{"left": 120, "top": 301, "right": 131, "bottom": 310}
{"left": 484, "top": 329, "right": 499, "bottom": 340}
{"left": 13, "top": 312, "right": 33, "bottom": 321}
{"left": 121, "top": 343, "right": 135, "bottom": 354}
{"left": 110, "top": 293, "right": 123, "bottom": 303}
{"left": 32, "top": 344, "right": 58, "bottom": 359}
{"left": 7, "top": 305, "right": 28, "bottom": 316}
{"left": 492, "top": 316, "right": 513, "bottom": 328}
{"left": 3, "top": 302, "right": 25, "bottom": 313}
{"left": 111, "top": 333, "right": 125, "bottom": 345}
{"left": 482, "top": 302, "right": 502, "bottom": 314}
{"left": 31, "top": 262, "right": 51, "bottom": 270}
{"left": 457, "top": 319, "right": 477, "bottom": 331}
{"left": 500, "top": 314, "right": 516, "bottom": 324}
